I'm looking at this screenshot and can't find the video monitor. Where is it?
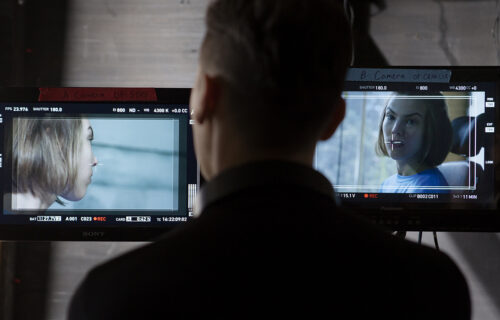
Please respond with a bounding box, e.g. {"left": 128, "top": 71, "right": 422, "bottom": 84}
{"left": 0, "top": 88, "right": 198, "bottom": 240}
{"left": 315, "top": 67, "right": 500, "bottom": 231}
{"left": 1, "top": 69, "right": 499, "bottom": 239}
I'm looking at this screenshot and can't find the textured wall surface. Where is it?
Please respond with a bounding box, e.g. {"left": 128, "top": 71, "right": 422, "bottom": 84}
{"left": 4, "top": 0, "right": 499, "bottom": 319}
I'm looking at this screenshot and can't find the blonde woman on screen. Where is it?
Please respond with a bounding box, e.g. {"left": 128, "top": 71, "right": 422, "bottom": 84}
{"left": 11, "top": 118, "right": 98, "bottom": 211}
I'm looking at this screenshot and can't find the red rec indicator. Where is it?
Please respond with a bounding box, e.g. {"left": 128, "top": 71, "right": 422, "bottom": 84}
{"left": 93, "top": 217, "right": 106, "bottom": 222}
{"left": 364, "top": 194, "right": 378, "bottom": 199}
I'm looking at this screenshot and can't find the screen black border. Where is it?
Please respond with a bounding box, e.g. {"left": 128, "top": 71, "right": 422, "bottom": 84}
{"left": 341, "top": 67, "right": 500, "bottom": 232}
{"left": 1, "top": 67, "right": 499, "bottom": 239}
{"left": 0, "top": 87, "right": 193, "bottom": 241}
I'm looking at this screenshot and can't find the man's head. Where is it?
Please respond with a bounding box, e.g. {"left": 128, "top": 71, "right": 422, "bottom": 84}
{"left": 191, "top": 0, "right": 352, "bottom": 179}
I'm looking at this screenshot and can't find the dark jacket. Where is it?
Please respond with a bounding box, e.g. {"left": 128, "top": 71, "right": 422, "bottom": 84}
{"left": 69, "top": 161, "right": 470, "bottom": 319}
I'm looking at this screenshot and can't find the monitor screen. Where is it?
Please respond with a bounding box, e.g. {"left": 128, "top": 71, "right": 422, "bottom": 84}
{"left": 1, "top": 68, "right": 499, "bottom": 239}
{"left": 0, "top": 88, "right": 198, "bottom": 240}
{"left": 315, "top": 67, "right": 500, "bottom": 231}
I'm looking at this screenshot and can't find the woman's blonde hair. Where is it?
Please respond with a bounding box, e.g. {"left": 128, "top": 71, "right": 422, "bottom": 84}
{"left": 12, "top": 118, "right": 83, "bottom": 205}
{"left": 375, "top": 93, "right": 452, "bottom": 167}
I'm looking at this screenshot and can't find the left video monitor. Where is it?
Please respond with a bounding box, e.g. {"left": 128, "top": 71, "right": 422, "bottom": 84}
{"left": 0, "top": 88, "right": 198, "bottom": 240}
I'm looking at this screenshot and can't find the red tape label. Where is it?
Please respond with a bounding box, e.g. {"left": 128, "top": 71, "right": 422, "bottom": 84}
{"left": 38, "top": 88, "right": 157, "bottom": 102}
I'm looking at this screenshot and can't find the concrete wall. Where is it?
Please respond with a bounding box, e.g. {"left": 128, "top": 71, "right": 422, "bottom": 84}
{"left": 4, "top": 0, "right": 500, "bottom": 319}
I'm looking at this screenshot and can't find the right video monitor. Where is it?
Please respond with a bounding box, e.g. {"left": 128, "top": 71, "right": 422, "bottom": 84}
{"left": 314, "top": 67, "right": 499, "bottom": 231}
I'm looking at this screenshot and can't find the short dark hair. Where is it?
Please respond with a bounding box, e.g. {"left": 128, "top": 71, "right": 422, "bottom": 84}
{"left": 375, "top": 93, "right": 453, "bottom": 167}
{"left": 202, "top": 0, "right": 352, "bottom": 150}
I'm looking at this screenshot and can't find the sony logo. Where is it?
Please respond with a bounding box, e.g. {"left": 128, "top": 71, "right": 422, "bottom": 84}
{"left": 82, "top": 231, "right": 105, "bottom": 238}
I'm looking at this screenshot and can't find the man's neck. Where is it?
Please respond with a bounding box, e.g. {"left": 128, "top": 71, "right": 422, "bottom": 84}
{"left": 197, "top": 107, "right": 317, "bottom": 181}
{"left": 210, "top": 142, "right": 315, "bottom": 181}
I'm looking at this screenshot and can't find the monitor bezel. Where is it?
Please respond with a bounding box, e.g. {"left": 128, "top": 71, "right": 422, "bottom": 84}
{"left": 1, "top": 67, "right": 499, "bottom": 240}
{"left": 0, "top": 87, "right": 193, "bottom": 241}
{"left": 340, "top": 66, "right": 500, "bottom": 232}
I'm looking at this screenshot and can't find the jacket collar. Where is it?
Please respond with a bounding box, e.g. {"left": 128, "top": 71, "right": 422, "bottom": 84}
{"left": 195, "top": 160, "right": 336, "bottom": 216}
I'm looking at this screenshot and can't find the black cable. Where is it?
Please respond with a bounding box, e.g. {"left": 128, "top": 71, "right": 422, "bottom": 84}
{"left": 418, "top": 231, "right": 422, "bottom": 245}
{"left": 433, "top": 231, "right": 440, "bottom": 252}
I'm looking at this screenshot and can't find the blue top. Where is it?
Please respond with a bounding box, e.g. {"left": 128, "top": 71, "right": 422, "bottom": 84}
{"left": 380, "top": 167, "right": 449, "bottom": 193}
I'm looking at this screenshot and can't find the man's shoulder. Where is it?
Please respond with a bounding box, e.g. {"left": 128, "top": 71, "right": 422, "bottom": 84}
{"left": 337, "top": 212, "right": 466, "bottom": 273}
{"left": 69, "top": 181, "right": 470, "bottom": 320}
{"left": 70, "top": 208, "right": 470, "bottom": 320}
{"left": 68, "top": 226, "right": 203, "bottom": 319}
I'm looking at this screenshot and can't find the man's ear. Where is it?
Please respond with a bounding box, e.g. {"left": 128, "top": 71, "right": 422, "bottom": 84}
{"left": 320, "top": 98, "right": 346, "bottom": 141}
{"left": 194, "top": 73, "right": 222, "bottom": 124}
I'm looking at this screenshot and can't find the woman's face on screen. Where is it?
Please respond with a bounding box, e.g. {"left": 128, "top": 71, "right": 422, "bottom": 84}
{"left": 382, "top": 98, "right": 426, "bottom": 164}
{"left": 62, "top": 118, "right": 98, "bottom": 201}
